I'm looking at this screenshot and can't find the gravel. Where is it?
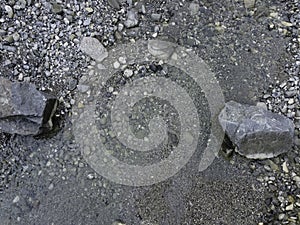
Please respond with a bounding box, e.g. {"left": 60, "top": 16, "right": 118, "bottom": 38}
{"left": 0, "top": 0, "right": 299, "bottom": 224}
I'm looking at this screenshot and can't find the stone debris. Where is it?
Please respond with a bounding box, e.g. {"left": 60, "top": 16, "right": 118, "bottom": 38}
{"left": 124, "top": 9, "right": 139, "bottom": 28}
{"left": 219, "top": 101, "right": 294, "bottom": 159}
{"left": 0, "top": 77, "right": 58, "bottom": 135}
{"left": 108, "top": 0, "right": 121, "bottom": 10}
{"left": 80, "top": 37, "right": 108, "bottom": 62}
{"left": 148, "top": 40, "right": 176, "bottom": 60}
{"left": 244, "top": 0, "right": 256, "bottom": 9}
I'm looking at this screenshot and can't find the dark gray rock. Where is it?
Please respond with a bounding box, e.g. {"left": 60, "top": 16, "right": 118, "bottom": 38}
{"left": 0, "top": 77, "right": 58, "bottom": 135}
{"left": 219, "top": 101, "right": 294, "bottom": 159}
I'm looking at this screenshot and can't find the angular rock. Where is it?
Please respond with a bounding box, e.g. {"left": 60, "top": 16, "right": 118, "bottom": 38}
{"left": 0, "top": 77, "right": 58, "bottom": 135}
{"left": 80, "top": 37, "right": 108, "bottom": 62}
{"left": 218, "top": 101, "right": 294, "bottom": 159}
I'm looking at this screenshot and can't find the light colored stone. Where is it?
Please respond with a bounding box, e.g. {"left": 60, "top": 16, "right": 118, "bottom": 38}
{"left": 13, "top": 196, "right": 20, "bottom": 203}
{"left": 282, "top": 161, "right": 289, "bottom": 173}
{"left": 285, "top": 204, "right": 294, "bottom": 211}
{"left": 244, "top": 0, "right": 256, "bottom": 9}
{"left": 124, "top": 10, "right": 139, "bottom": 28}
{"left": 80, "top": 37, "right": 108, "bottom": 62}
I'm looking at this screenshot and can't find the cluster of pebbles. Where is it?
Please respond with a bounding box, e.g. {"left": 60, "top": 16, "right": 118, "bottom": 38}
{"left": 261, "top": 77, "right": 300, "bottom": 137}
{"left": 253, "top": 0, "right": 300, "bottom": 224}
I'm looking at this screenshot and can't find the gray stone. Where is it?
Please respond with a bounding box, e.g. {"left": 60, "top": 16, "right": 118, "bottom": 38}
{"left": 80, "top": 37, "right": 108, "bottom": 62}
{"left": 124, "top": 10, "right": 139, "bottom": 28}
{"left": 218, "top": 101, "right": 294, "bottom": 159}
{"left": 0, "top": 77, "right": 58, "bottom": 135}
{"left": 52, "top": 3, "right": 63, "bottom": 14}
{"left": 244, "top": 0, "right": 256, "bottom": 9}
{"left": 151, "top": 13, "right": 161, "bottom": 21}
{"left": 108, "top": 0, "right": 121, "bottom": 10}
{"left": 189, "top": 2, "right": 200, "bottom": 16}
{"left": 148, "top": 40, "right": 176, "bottom": 60}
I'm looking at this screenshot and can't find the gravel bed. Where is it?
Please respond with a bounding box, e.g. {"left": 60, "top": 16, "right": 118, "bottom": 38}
{"left": 0, "top": 0, "right": 299, "bottom": 224}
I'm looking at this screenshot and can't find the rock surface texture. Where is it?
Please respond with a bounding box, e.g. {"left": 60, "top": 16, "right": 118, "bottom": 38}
{"left": 219, "top": 101, "right": 294, "bottom": 159}
{"left": 0, "top": 77, "right": 58, "bottom": 135}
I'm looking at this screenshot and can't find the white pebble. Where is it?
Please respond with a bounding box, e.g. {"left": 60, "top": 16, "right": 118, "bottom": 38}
{"left": 113, "top": 61, "right": 120, "bottom": 69}
{"left": 13, "top": 196, "right": 20, "bottom": 203}
{"left": 282, "top": 161, "right": 289, "bottom": 173}
{"left": 285, "top": 203, "right": 294, "bottom": 211}
{"left": 124, "top": 69, "right": 133, "bottom": 77}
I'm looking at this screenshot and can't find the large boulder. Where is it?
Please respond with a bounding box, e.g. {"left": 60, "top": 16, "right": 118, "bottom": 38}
{"left": 218, "top": 101, "right": 294, "bottom": 159}
{"left": 0, "top": 77, "right": 58, "bottom": 135}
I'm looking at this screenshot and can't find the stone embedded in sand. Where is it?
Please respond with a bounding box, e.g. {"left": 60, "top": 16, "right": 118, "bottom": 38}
{"left": 0, "top": 77, "right": 58, "bottom": 135}
{"left": 218, "top": 101, "right": 294, "bottom": 159}
{"left": 80, "top": 37, "right": 108, "bottom": 62}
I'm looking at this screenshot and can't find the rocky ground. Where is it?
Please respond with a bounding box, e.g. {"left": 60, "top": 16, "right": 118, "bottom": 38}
{"left": 0, "top": 0, "right": 300, "bottom": 224}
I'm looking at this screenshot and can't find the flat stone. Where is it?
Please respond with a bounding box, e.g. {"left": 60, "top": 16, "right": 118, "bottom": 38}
{"left": 80, "top": 37, "right": 108, "bottom": 62}
{"left": 0, "top": 77, "right": 58, "bottom": 135}
{"left": 244, "top": 0, "right": 256, "bottom": 9}
{"left": 218, "top": 101, "right": 294, "bottom": 159}
{"left": 148, "top": 40, "right": 176, "bottom": 60}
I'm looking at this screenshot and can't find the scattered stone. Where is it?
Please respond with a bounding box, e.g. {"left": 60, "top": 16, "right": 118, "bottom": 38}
{"left": 256, "top": 102, "right": 268, "bottom": 110}
{"left": 219, "top": 101, "right": 294, "bottom": 159}
{"left": 286, "top": 203, "right": 294, "bottom": 211}
{"left": 189, "top": 2, "right": 200, "bottom": 16}
{"left": 12, "top": 32, "right": 20, "bottom": 42}
{"left": 278, "top": 213, "right": 285, "bottom": 220}
{"left": 80, "top": 37, "right": 108, "bottom": 62}
{"left": 48, "top": 183, "right": 54, "bottom": 190}
{"left": 108, "top": 0, "right": 121, "bottom": 10}
{"left": 87, "top": 174, "right": 95, "bottom": 180}
{"left": 77, "top": 84, "right": 90, "bottom": 93}
{"left": 4, "top": 5, "right": 14, "bottom": 18}
{"left": 0, "top": 77, "right": 58, "bottom": 136}
{"left": 151, "top": 13, "right": 162, "bottom": 21}
{"left": 124, "top": 10, "right": 139, "bottom": 28}
{"left": 113, "top": 61, "right": 120, "bottom": 69}
{"left": 85, "top": 7, "right": 94, "bottom": 13}
{"left": 52, "top": 3, "right": 63, "bottom": 14}
{"left": 282, "top": 161, "right": 289, "bottom": 173}
{"left": 4, "top": 35, "right": 14, "bottom": 43}
{"left": 13, "top": 196, "right": 20, "bottom": 203}
{"left": 244, "top": 0, "right": 256, "bottom": 9}
{"left": 123, "top": 69, "right": 133, "bottom": 78}
{"left": 268, "top": 159, "right": 279, "bottom": 171}
{"left": 148, "top": 40, "right": 176, "bottom": 60}
{"left": 281, "top": 21, "right": 293, "bottom": 27}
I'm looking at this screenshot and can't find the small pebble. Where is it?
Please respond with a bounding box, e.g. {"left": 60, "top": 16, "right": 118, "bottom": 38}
{"left": 13, "top": 196, "right": 20, "bottom": 203}
{"left": 113, "top": 61, "right": 120, "bottom": 69}
{"left": 285, "top": 203, "right": 294, "bottom": 211}
{"left": 282, "top": 161, "right": 289, "bottom": 173}
{"left": 124, "top": 69, "right": 133, "bottom": 78}
{"left": 4, "top": 5, "right": 14, "bottom": 18}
